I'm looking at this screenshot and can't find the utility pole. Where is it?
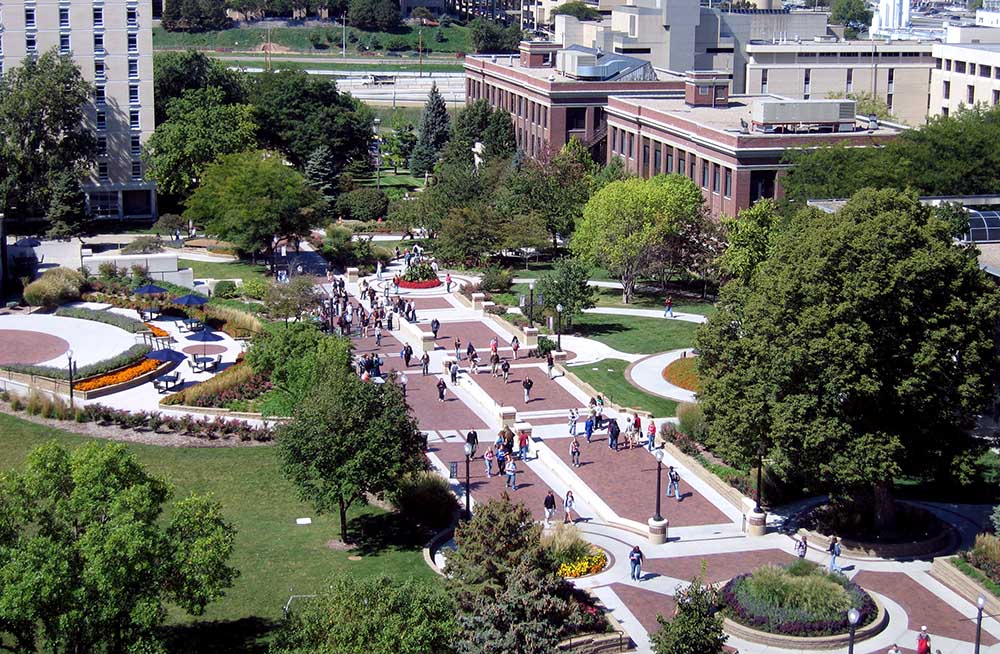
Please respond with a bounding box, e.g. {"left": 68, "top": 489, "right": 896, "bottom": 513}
{"left": 342, "top": 12, "right": 347, "bottom": 58}
{"left": 265, "top": 26, "right": 272, "bottom": 71}
{"left": 418, "top": 29, "right": 423, "bottom": 78}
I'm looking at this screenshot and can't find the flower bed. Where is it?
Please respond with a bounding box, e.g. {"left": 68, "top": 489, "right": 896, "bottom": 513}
{"left": 397, "top": 278, "right": 442, "bottom": 289}
{"left": 73, "top": 358, "right": 161, "bottom": 391}
{"left": 1, "top": 344, "right": 152, "bottom": 381}
{"left": 559, "top": 549, "right": 609, "bottom": 578}
{"left": 162, "top": 361, "right": 271, "bottom": 408}
{"left": 145, "top": 323, "right": 169, "bottom": 338}
{"left": 662, "top": 356, "right": 701, "bottom": 392}
{"left": 722, "top": 561, "right": 876, "bottom": 637}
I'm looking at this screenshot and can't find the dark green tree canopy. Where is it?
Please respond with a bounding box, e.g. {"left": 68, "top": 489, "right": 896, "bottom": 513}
{"left": 153, "top": 50, "right": 248, "bottom": 124}
{"left": 552, "top": 1, "right": 602, "bottom": 20}
{"left": 162, "top": 0, "right": 229, "bottom": 31}
{"left": 469, "top": 18, "right": 523, "bottom": 53}
{"left": 651, "top": 573, "right": 728, "bottom": 654}
{"left": 696, "top": 188, "right": 1000, "bottom": 527}
{"left": 347, "top": 0, "right": 401, "bottom": 30}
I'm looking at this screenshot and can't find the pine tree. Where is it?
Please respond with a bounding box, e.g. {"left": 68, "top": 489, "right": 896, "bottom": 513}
{"left": 304, "top": 145, "right": 338, "bottom": 197}
{"left": 45, "top": 168, "right": 89, "bottom": 240}
{"left": 408, "top": 139, "right": 438, "bottom": 177}
{"left": 419, "top": 82, "right": 451, "bottom": 152}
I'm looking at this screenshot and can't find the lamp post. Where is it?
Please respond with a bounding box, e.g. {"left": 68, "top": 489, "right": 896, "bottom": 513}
{"left": 528, "top": 280, "right": 535, "bottom": 328}
{"left": 976, "top": 595, "right": 987, "bottom": 654}
{"left": 754, "top": 452, "right": 763, "bottom": 513}
{"left": 67, "top": 349, "right": 75, "bottom": 408}
{"left": 328, "top": 294, "right": 335, "bottom": 333}
{"left": 556, "top": 303, "right": 563, "bottom": 351}
{"left": 653, "top": 448, "right": 665, "bottom": 522}
{"left": 847, "top": 608, "right": 860, "bottom": 654}
{"left": 463, "top": 442, "right": 473, "bottom": 520}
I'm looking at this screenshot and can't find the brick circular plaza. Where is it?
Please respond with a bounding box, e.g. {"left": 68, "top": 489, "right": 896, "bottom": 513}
{"left": 0, "top": 329, "right": 70, "bottom": 365}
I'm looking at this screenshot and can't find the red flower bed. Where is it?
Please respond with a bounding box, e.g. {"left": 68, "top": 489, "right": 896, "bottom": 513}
{"left": 398, "top": 278, "right": 442, "bottom": 289}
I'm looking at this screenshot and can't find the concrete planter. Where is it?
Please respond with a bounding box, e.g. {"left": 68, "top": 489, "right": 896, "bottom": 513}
{"left": 930, "top": 556, "right": 1000, "bottom": 616}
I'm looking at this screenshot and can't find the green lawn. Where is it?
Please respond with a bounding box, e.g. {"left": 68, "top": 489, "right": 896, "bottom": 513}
{"left": 594, "top": 287, "right": 718, "bottom": 317}
{"left": 355, "top": 170, "right": 424, "bottom": 191}
{"left": 570, "top": 313, "right": 698, "bottom": 355}
{"left": 226, "top": 57, "right": 465, "bottom": 73}
{"left": 154, "top": 24, "right": 473, "bottom": 54}
{"left": 567, "top": 359, "right": 678, "bottom": 417}
{"left": 180, "top": 259, "right": 268, "bottom": 283}
{"left": 372, "top": 105, "right": 459, "bottom": 127}
{"left": 0, "top": 413, "right": 437, "bottom": 650}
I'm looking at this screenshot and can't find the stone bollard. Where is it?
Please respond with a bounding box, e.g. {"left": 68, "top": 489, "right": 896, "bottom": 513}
{"left": 523, "top": 327, "right": 538, "bottom": 348}
{"left": 346, "top": 267, "right": 359, "bottom": 284}
{"left": 744, "top": 498, "right": 767, "bottom": 536}
{"left": 499, "top": 406, "right": 517, "bottom": 427}
{"left": 421, "top": 332, "right": 437, "bottom": 356}
{"left": 648, "top": 517, "right": 669, "bottom": 544}
{"left": 553, "top": 350, "right": 568, "bottom": 362}
{"left": 472, "top": 292, "right": 486, "bottom": 311}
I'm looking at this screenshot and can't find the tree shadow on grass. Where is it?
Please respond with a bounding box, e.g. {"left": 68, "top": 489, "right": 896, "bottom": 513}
{"left": 574, "top": 320, "right": 630, "bottom": 339}
{"left": 347, "top": 511, "right": 429, "bottom": 557}
{"left": 161, "top": 617, "right": 274, "bottom": 654}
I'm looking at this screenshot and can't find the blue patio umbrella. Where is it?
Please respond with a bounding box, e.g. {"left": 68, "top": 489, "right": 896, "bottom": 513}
{"left": 15, "top": 237, "right": 41, "bottom": 247}
{"left": 135, "top": 284, "right": 167, "bottom": 295}
{"left": 146, "top": 349, "right": 186, "bottom": 364}
{"left": 187, "top": 327, "right": 224, "bottom": 356}
{"left": 171, "top": 293, "right": 209, "bottom": 306}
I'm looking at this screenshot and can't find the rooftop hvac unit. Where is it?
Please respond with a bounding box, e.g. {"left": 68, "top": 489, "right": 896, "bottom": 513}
{"left": 751, "top": 99, "right": 857, "bottom": 129}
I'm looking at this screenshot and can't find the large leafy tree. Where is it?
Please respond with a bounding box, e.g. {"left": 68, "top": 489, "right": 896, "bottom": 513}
{"left": 144, "top": 87, "right": 259, "bottom": 198}
{"left": 830, "top": 0, "right": 871, "bottom": 36}
{"left": 483, "top": 109, "right": 517, "bottom": 161}
{"left": 0, "top": 49, "right": 94, "bottom": 226}
{"left": 534, "top": 257, "right": 596, "bottom": 328}
{"left": 271, "top": 574, "right": 457, "bottom": 654}
{"left": 347, "top": 0, "right": 400, "bottom": 30}
{"left": 469, "top": 18, "right": 522, "bottom": 53}
{"left": 161, "top": 0, "right": 229, "bottom": 31}
{"left": 573, "top": 174, "right": 705, "bottom": 303}
{"left": 696, "top": 188, "right": 1000, "bottom": 529}
{"left": 183, "top": 150, "right": 321, "bottom": 254}
{"left": 717, "top": 199, "right": 783, "bottom": 283}
{"left": 277, "top": 361, "right": 427, "bottom": 542}
{"left": 153, "top": 50, "right": 248, "bottom": 124}
{"left": 251, "top": 70, "right": 373, "bottom": 170}
{"left": 651, "top": 573, "right": 728, "bottom": 654}
{"left": 0, "top": 442, "right": 237, "bottom": 653}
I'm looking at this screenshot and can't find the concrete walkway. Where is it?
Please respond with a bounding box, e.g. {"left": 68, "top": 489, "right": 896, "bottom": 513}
{"left": 627, "top": 350, "right": 698, "bottom": 403}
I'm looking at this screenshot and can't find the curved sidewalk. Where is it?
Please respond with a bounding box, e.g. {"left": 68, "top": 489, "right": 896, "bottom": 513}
{"left": 627, "top": 350, "right": 698, "bottom": 403}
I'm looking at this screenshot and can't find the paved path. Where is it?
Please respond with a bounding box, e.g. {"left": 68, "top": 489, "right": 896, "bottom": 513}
{"left": 627, "top": 350, "right": 698, "bottom": 403}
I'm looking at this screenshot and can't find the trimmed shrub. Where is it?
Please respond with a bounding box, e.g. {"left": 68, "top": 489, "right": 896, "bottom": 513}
{"left": 390, "top": 471, "right": 459, "bottom": 530}
{"left": 535, "top": 336, "right": 557, "bottom": 357}
{"left": 402, "top": 262, "right": 437, "bottom": 282}
{"left": 480, "top": 265, "right": 513, "bottom": 292}
{"left": 213, "top": 280, "right": 238, "bottom": 299}
{"left": 152, "top": 213, "right": 186, "bottom": 236}
{"left": 542, "top": 523, "right": 592, "bottom": 567}
{"left": 22, "top": 268, "right": 87, "bottom": 307}
{"left": 121, "top": 236, "right": 164, "bottom": 255}
{"left": 676, "top": 401, "right": 708, "bottom": 444}
{"left": 242, "top": 277, "right": 269, "bottom": 300}
{"left": 336, "top": 187, "right": 389, "bottom": 222}
{"left": 55, "top": 307, "right": 146, "bottom": 333}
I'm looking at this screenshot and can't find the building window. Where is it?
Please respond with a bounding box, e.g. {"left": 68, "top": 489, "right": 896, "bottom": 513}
{"left": 628, "top": 14, "right": 637, "bottom": 37}
{"left": 96, "top": 111, "right": 107, "bottom": 130}
{"left": 129, "top": 84, "right": 140, "bottom": 105}
{"left": 956, "top": 61, "right": 966, "bottom": 73}
{"left": 846, "top": 68, "right": 853, "bottom": 93}
{"left": 129, "top": 109, "right": 140, "bottom": 129}
{"left": 689, "top": 157, "right": 696, "bottom": 180}
{"left": 93, "top": 7, "right": 104, "bottom": 26}
{"left": 712, "top": 164, "right": 720, "bottom": 193}
{"left": 666, "top": 151, "right": 673, "bottom": 174}
{"left": 131, "top": 161, "right": 143, "bottom": 180}
{"left": 627, "top": 133, "right": 633, "bottom": 159}
{"left": 128, "top": 33, "right": 138, "bottom": 53}
{"left": 886, "top": 93, "right": 893, "bottom": 109}
{"left": 943, "top": 80, "right": 950, "bottom": 99}
{"left": 678, "top": 153, "right": 686, "bottom": 177}
{"left": 701, "top": 161, "right": 709, "bottom": 188}
{"left": 653, "top": 146, "right": 661, "bottom": 174}
{"left": 803, "top": 69, "right": 811, "bottom": 96}
{"left": 994, "top": 89, "right": 1000, "bottom": 105}
{"left": 25, "top": 8, "right": 35, "bottom": 27}
{"left": 128, "top": 8, "right": 138, "bottom": 26}
{"left": 26, "top": 36, "right": 37, "bottom": 53}
{"left": 59, "top": 7, "right": 70, "bottom": 27}
{"left": 611, "top": 127, "right": 618, "bottom": 154}
{"left": 95, "top": 86, "right": 106, "bottom": 107}
{"left": 95, "top": 60, "right": 105, "bottom": 79}
{"left": 131, "top": 135, "right": 142, "bottom": 156}
{"left": 128, "top": 58, "right": 139, "bottom": 79}
{"left": 94, "top": 33, "right": 104, "bottom": 53}
{"left": 887, "top": 68, "right": 895, "bottom": 93}
{"left": 968, "top": 85, "right": 975, "bottom": 104}
{"left": 96, "top": 136, "right": 107, "bottom": 157}
{"left": 945, "top": 59, "right": 952, "bottom": 71}
{"left": 982, "top": 64, "right": 992, "bottom": 78}
{"left": 942, "top": 106, "right": 950, "bottom": 117}
{"left": 761, "top": 69, "right": 768, "bottom": 94}
{"left": 724, "top": 168, "right": 732, "bottom": 198}
{"left": 642, "top": 143, "right": 650, "bottom": 176}
{"left": 60, "top": 34, "right": 71, "bottom": 53}
{"left": 98, "top": 162, "right": 109, "bottom": 181}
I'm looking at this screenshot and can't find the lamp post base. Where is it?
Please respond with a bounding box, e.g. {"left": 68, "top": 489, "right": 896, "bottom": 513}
{"left": 748, "top": 510, "right": 767, "bottom": 537}
{"left": 648, "top": 517, "right": 669, "bottom": 544}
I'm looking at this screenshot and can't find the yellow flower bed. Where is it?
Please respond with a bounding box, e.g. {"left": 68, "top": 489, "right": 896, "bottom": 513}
{"left": 559, "top": 550, "right": 608, "bottom": 578}
{"left": 74, "top": 359, "right": 161, "bottom": 391}
{"left": 145, "top": 323, "right": 169, "bottom": 338}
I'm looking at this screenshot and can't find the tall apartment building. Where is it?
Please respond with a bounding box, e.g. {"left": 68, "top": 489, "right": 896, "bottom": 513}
{"left": 0, "top": 0, "right": 157, "bottom": 220}
{"left": 930, "top": 42, "right": 1000, "bottom": 116}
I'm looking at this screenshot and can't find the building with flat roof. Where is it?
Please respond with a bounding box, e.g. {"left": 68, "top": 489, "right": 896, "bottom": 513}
{"left": 464, "top": 42, "right": 685, "bottom": 159}
{"left": 605, "top": 78, "right": 903, "bottom": 217}
{"left": 930, "top": 42, "right": 1000, "bottom": 116}
{"left": 0, "top": 0, "right": 157, "bottom": 220}
{"left": 744, "top": 39, "right": 936, "bottom": 125}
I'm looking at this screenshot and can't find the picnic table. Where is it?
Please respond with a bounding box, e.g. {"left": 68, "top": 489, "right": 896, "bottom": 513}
{"left": 180, "top": 318, "right": 203, "bottom": 332}
{"left": 139, "top": 308, "right": 161, "bottom": 321}
{"left": 190, "top": 355, "right": 221, "bottom": 373}
{"left": 153, "top": 373, "right": 181, "bottom": 393}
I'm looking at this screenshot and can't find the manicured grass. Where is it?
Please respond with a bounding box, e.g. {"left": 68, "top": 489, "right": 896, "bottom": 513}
{"left": 594, "top": 287, "right": 718, "bottom": 317}
{"left": 372, "top": 105, "right": 459, "bottom": 127}
{"left": 0, "top": 413, "right": 438, "bottom": 636}
{"left": 570, "top": 313, "right": 698, "bottom": 355}
{"left": 354, "top": 170, "right": 424, "bottom": 190}
{"left": 226, "top": 57, "right": 465, "bottom": 73}
{"left": 154, "top": 24, "right": 473, "bottom": 54}
{"left": 567, "top": 359, "right": 678, "bottom": 417}
{"left": 180, "top": 259, "right": 268, "bottom": 283}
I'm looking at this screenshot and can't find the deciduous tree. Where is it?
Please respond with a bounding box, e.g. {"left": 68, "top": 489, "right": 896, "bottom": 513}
{"left": 534, "top": 257, "right": 596, "bottom": 328}
{"left": 717, "top": 199, "right": 782, "bottom": 283}
{"left": 651, "top": 572, "right": 728, "bottom": 654}
{"left": 153, "top": 50, "right": 248, "bottom": 124}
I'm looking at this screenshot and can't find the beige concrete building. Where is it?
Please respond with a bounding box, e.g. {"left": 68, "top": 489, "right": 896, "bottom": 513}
{"left": 930, "top": 42, "right": 1000, "bottom": 116}
{"left": 0, "top": 0, "right": 157, "bottom": 218}
{"left": 745, "top": 39, "right": 936, "bottom": 125}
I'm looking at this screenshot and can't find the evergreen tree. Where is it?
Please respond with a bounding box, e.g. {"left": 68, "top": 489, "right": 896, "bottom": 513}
{"left": 421, "top": 83, "right": 452, "bottom": 150}
{"left": 45, "top": 168, "right": 89, "bottom": 239}
{"left": 408, "top": 139, "right": 438, "bottom": 177}
{"left": 305, "top": 145, "right": 339, "bottom": 197}
{"left": 651, "top": 572, "right": 728, "bottom": 654}
{"left": 484, "top": 109, "right": 516, "bottom": 161}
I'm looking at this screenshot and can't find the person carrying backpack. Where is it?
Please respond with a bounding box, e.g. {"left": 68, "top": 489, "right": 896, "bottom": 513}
{"left": 666, "top": 466, "right": 681, "bottom": 501}
{"left": 828, "top": 536, "right": 842, "bottom": 573}
{"left": 629, "top": 545, "right": 644, "bottom": 581}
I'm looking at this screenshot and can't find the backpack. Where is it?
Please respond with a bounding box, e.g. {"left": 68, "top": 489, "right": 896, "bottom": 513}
{"left": 669, "top": 470, "right": 680, "bottom": 483}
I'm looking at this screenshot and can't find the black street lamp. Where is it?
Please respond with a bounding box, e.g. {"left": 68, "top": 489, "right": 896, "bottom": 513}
{"left": 847, "top": 608, "right": 860, "bottom": 654}
{"left": 556, "top": 303, "right": 563, "bottom": 351}
{"left": 528, "top": 280, "right": 535, "bottom": 328}
{"left": 463, "top": 442, "right": 473, "bottom": 520}
{"left": 653, "top": 448, "right": 665, "bottom": 522}
{"left": 67, "top": 349, "right": 75, "bottom": 408}
{"left": 976, "top": 595, "right": 987, "bottom": 654}
{"left": 754, "top": 452, "right": 764, "bottom": 513}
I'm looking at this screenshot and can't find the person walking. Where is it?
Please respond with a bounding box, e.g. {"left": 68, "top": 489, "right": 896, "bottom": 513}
{"left": 663, "top": 295, "right": 674, "bottom": 318}
{"left": 466, "top": 430, "right": 479, "bottom": 457}
{"left": 522, "top": 376, "right": 534, "bottom": 403}
{"left": 543, "top": 491, "right": 556, "bottom": 527}
{"left": 518, "top": 430, "right": 530, "bottom": 461}
{"left": 608, "top": 418, "right": 620, "bottom": 451}
{"left": 511, "top": 336, "right": 520, "bottom": 360}
{"left": 436, "top": 378, "right": 447, "bottom": 402}
{"left": 827, "top": 537, "right": 842, "bottom": 573}
{"left": 647, "top": 421, "right": 657, "bottom": 451}
{"left": 450, "top": 360, "right": 459, "bottom": 384}
{"left": 501, "top": 359, "right": 511, "bottom": 383}
{"left": 431, "top": 318, "right": 440, "bottom": 339}
{"left": 547, "top": 351, "right": 555, "bottom": 379}
{"left": 445, "top": 272, "right": 453, "bottom": 293}
{"left": 421, "top": 352, "right": 430, "bottom": 375}
{"left": 400, "top": 372, "right": 408, "bottom": 399}
{"left": 491, "top": 352, "right": 501, "bottom": 377}
{"left": 887, "top": 644, "right": 901, "bottom": 654}
{"left": 629, "top": 545, "right": 644, "bottom": 581}
{"left": 454, "top": 337, "right": 462, "bottom": 361}
{"left": 568, "top": 408, "right": 578, "bottom": 436}
{"left": 563, "top": 490, "right": 575, "bottom": 523}
{"left": 496, "top": 446, "right": 507, "bottom": 480}
{"left": 466, "top": 341, "right": 476, "bottom": 361}
{"left": 795, "top": 535, "right": 808, "bottom": 559}
{"left": 584, "top": 415, "right": 594, "bottom": 443}
{"left": 916, "top": 628, "right": 931, "bottom": 654}
{"left": 505, "top": 458, "right": 517, "bottom": 491}
{"left": 484, "top": 447, "right": 495, "bottom": 477}
{"left": 666, "top": 466, "right": 681, "bottom": 501}
{"left": 403, "top": 344, "right": 413, "bottom": 367}
{"left": 376, "top": 260, "right": 383, "bottom": 281}
{"left": 374, "top": 325, "right": 382, "bottom": 347}
{"left": 570, "top": 437, "right": 581, "bottom": 467}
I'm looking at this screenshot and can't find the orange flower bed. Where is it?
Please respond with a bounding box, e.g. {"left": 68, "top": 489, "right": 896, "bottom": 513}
{"left": 74, "top": 359, "right": 161, "bottom": 392}
{"left": 145, "top": 323, "right": 169, "bottom": 338}
{"left": 662, "top": 356, "right": 701, "bottom": 392}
